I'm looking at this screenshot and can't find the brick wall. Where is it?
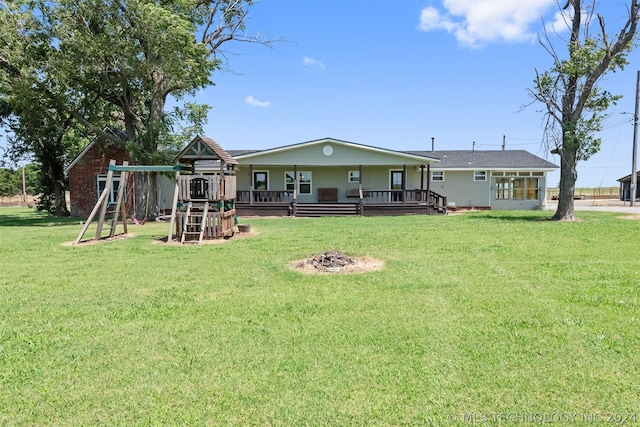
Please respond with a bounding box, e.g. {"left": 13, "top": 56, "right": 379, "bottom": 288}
{"left": 68, "top": 141, "right": 132, "bottom": 217}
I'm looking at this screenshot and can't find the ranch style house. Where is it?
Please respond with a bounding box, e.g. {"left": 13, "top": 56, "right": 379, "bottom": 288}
{"left": 66, "top": 136, "right": 559, "bottom": 218}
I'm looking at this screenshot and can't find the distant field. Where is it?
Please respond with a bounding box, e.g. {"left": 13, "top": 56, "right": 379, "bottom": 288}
{"left": 547, "top": 186, "right": 619, "bottom": 199}
{"left": 0, "top": 194, "right": 37, "bottom": 207}
{"left": 1, "top": 207, "right": 639, "bottom": 425}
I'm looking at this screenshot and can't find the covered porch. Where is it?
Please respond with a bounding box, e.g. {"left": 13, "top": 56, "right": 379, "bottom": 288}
{"left": 231, "top": 138, "right": 444, "bottom": 217}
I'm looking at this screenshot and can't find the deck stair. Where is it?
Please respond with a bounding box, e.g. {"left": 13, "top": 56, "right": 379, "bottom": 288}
{"left": 180, "top": 201, "right": 209, "bottom": 244}
{"left": 294, "top": 203, "right": 360, "bottom": 217}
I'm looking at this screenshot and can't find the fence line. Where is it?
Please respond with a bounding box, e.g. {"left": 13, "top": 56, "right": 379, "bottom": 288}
{"left": 546, "top": 187, "right": 619, "bottom": 199}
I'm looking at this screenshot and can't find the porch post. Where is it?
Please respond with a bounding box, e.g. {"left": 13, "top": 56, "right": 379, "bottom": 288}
{"left": 420, "top": 165, "right": 424, "bottom": 190}
{"left": 403, "top": 164, "right": 407, "bottom": 205}
{"left": 249, "top": 164, "right": 254, "bottom": 205}
{"left": 426, "top": 164, "right": 431, "bottom": 203}
{"left": 358, "top": 164, "right": 363, "bottom": 215}
{"left": 292, "top": 165, "right": 298, "bottom": 216}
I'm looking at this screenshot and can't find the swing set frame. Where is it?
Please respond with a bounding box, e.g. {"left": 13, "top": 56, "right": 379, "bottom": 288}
{"left": 73, "top": 160, "right": 183, "bottom": 244}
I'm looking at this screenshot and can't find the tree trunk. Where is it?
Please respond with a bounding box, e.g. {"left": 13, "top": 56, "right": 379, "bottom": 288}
{"left": 131, "top": 70, "right": 167, "bottom": 221}
{"left": 133, "top": 172, "right": 158, "bottom": 221}
{"left": 44, "top": 151, "right": 70, "bottom": 217}
{"left": 552, "top": 145, "right": 577, "bottom": 221}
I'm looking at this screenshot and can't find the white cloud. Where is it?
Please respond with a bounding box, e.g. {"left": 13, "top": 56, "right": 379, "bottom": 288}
{"left": 419, "top": 0, "right": 556, "bottom": 48}
{"left": 245, "top": 96, "right": 271, "bottom": 108}
{"left": 303, "top": 56, "right": 325, "bottom": 69}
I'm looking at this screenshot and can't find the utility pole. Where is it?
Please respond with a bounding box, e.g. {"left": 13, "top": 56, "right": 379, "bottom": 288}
{"left": 631, "top": 70, "right": 639, "bottom": 207}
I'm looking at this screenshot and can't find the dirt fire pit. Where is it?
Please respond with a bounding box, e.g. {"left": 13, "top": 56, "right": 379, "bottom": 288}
{"left": 290, "top": 249, "right": 384, "bottom": 274}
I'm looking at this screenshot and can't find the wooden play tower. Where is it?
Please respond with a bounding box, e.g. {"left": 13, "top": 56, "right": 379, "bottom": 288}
{"left": 172, "top": 136, "right": 238, "bottom": 243}
{"left": 74, "top": 135, "right": 238, "bottom": 245}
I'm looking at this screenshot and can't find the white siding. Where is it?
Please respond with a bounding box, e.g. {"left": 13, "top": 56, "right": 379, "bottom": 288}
{"left": 426, "top": 170, "right": 491, "bottom": 208}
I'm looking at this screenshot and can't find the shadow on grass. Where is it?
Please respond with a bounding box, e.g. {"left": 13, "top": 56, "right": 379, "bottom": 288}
{"left": 460, "top": 211, "right": 555, "bottom": 222}
{"left": 0, "top": 211, "right": 81, "bottom": 227}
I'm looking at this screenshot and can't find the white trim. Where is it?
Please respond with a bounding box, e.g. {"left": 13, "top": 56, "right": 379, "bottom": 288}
{"left": 96, "top": 174, "right": 123, "bottom": 204}
{"left": 473, "top": 171, "right": 487, "bottom": 181}
{"left": 433, "top": 168, "right": 555, "bottom": 172}
{"left": 431, "top": 170, "right": 445, "bottom": 182}
{"left": 492, "top": 171, "right": 549, "bottom": 176}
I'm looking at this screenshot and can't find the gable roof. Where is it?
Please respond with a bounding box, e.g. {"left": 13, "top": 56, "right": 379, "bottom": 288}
{"left": 231, "top": 137, "right": 439, "bottom": 166}
{"left": 408, "top": 150, "right": 558, "bottom": 170}
{"left": 64, "top": 128, "right": 128, "bottom": 174}
{"left": 174, "top": 135, "right": 238, "bottom": 165}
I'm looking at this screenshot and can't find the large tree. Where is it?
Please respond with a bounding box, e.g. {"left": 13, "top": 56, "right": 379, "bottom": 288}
{"left": 0, "top": 6, "right": 107, "bottom": 215}
{"left": 0, "top": 0, "right": 269, "bottom": 219}
{"left": 529, "top": 0, "right": 640, "bottom": 220}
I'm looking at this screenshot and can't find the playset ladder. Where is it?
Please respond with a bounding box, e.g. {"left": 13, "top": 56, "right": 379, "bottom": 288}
{"left": 180, "top": 201, "right": 209, "bottom": 244}
{"left": 74, "top": 160, "right": 129, "bottom": 244}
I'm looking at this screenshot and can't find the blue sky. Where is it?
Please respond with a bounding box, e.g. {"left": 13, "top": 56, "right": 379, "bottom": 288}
{"left": 200, "top": 0, "right": 640, "bottom": 188}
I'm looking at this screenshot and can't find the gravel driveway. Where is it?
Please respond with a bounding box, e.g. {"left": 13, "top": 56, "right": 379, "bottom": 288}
{"left": 545, "top": 198, "right": 640, "bottom": 214}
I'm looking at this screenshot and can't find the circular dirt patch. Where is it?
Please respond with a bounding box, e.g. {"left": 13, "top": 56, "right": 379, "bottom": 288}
{"left": 290, "top": 249, "right": 385, "bottom": 275}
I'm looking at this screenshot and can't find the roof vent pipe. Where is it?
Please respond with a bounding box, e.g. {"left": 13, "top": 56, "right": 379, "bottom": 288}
{"left": 431, "top": 137, "right": 435, "bottom": 152}
{"left": 502, "top": 135, "right": 506, "bottom": 151}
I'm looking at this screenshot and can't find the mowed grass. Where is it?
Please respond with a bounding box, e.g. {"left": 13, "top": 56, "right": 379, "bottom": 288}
{"left": 1, "top": 208, "right": 639, "bottom": 425}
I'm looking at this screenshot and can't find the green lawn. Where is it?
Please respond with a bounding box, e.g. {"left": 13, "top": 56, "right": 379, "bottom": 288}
{"left": 1, "top": 208, "right": 639, "bottom": 425}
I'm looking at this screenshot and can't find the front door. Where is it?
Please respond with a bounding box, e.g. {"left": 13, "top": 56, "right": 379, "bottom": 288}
{"left": 390, "top": 170, "right": 404, "bottom": 202}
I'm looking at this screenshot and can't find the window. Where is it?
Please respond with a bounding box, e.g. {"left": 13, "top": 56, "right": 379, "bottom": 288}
{"left": 348, "top": 170, "right": 360, "bottom": 183}
{"left": 97, "top": 175, "right": 122, "bottom": 204}
{"left": 431, "top": 171, "right": 444, "bottom": 181}
{"left": 253, "top": 171, "right": 268, "bottom": 190}
{"left": 474, "top": 171, "right": 487, "bottom": 181}
{"left": 495, "top": 176, "right": 539, "bottom": 201}
{"left": 512, "top": 178, "right": 525, "bottom": 200}
{"left": 526, "top": 178, "right": 539, "bottom": 200}
{"left": 390, "top": 170, "right": 404, "bottom": 202}
{"left": 495, "top": 178, "right": 510, "bottom": 200}
{"left": 285, "top": 171, "right": 312, "bottom": 195}
{"left": 390, "top": 171, "right": 404, "bottom": 190}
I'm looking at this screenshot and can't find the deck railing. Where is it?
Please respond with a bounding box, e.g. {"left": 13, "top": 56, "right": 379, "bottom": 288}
{"left": 178, "top": 175, "right": 236, "bottom": 201}
{"left": 361, "top": 189, "right": 446, "bottom": 207}
{"left": 237, "top": 190, "right": 294, "bottom": 204}
{"left": 237, "top": 189, "right": 446, "bottom": 208}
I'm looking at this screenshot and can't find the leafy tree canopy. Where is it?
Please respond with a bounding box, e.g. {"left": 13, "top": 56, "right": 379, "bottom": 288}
{"left": 0, "top": 0, "right": 267, "bottom": 217}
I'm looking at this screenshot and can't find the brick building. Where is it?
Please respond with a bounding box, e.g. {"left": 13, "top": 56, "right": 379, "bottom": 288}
{"left": 65, "top": 133, "right": 131, "bottom": 217}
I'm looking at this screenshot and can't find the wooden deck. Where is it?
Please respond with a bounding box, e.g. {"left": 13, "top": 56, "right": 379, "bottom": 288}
{"left": 235, "top": 189, "right": 447, "bottom": 217}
